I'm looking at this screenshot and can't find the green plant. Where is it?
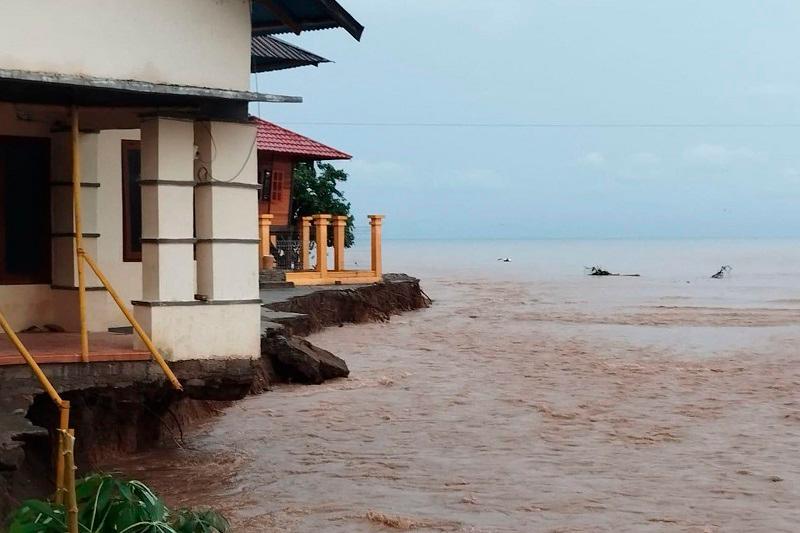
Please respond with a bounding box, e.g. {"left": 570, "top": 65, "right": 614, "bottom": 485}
{"left": 7, "top": 474, "right": 229, "bottom": 533}
{"left": 169, "top": 510, "right": 230, "bottom": 533}
{"left": 291, "top": 161, "right": 355, "bottom": 247}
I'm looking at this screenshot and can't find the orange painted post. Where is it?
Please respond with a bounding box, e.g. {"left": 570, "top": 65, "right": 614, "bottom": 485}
{"left": 259, "top": 214, "right": 274, "bottom": 270}
{"left": 300, "top": 216, "right": 312, "bottom": 270}
{"left": 312, "top": 214, "right": 332, "bottom": 276}
{"left": 332, "top": 215, "right": 347, "bottom": 271}
{"left": 368, "top": 215, "right": 385, "bottom": 277}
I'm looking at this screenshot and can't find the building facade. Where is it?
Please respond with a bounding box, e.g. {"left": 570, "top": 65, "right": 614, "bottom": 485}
{"left": 0, "top": 0, "right": 363, "bottom": 362}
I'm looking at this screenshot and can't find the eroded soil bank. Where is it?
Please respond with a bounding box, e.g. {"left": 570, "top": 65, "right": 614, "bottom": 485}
{"left": 0, "top": 274, "right": 429, "bottom": 521}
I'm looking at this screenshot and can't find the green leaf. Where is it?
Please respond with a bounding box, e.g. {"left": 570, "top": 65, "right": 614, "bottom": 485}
{"left": 6, "top": 474, "right": 226, "bottom": 533}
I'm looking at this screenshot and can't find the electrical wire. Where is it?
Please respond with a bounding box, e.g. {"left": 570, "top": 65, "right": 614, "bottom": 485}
{"left": 195, "top": 121, "right": 258, "bottom": 184}
{"left": 276, "top": 121, "right": 800, "bottom": 129}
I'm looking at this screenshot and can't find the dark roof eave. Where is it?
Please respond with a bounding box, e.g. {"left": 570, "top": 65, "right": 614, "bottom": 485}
{"left": 317, "top": 0, "right": 364, "bottom": 41}
{"left": 251, "top": 59, "right": 328, "bottom": 73}
{"left": 251, "top": 0, "right": 364, "bottom": 41}
{"left": 0, "top": 69, "right": 302, "bottom": 105}
{"left": 253, "top": 20, "right": 362, "bottom": 40}
{"left": 250, "top": 35, "right": 331, "bottom": 73}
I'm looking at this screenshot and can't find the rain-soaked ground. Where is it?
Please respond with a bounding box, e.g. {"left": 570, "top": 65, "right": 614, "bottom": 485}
{"left": 111, "top": 256, "right": 800, "bottom": 532}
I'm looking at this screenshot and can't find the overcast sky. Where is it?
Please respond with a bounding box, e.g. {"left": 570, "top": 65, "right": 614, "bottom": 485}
{"left": 253, "top": 1, "right": 800, "bottom": 240}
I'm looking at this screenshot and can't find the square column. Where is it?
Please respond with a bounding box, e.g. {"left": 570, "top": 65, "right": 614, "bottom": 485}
{"left": 369, "top": 215, "right": 385, "bottom": 276}
{"left": 49, "top": 130, "right": 108, "bottom": 331}
{"left": 300, "top": 216, "right": 312, "bottom": 270}
{"left": 332, "top": 215, "right": 347, "bottom": 271}
{"left": 194, "top": 120, "right": 260, "bottom": 301}
{"left": 134, "top": 118, "right": 260, "bottom": 362}
{"left": 313, "top": 214, "right": 332, "bottom": 275}
{"left": 138, "top": 117, "right": 196, "bottom": 302}
{"left": 50, "top": 131, "right": 101, "bottom": 288}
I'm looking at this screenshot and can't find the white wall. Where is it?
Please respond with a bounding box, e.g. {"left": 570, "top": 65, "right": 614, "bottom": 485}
{"left": 0, "top": 286, "right": 54, "bottom": 330}
{"left": 97, "top": 130, "right": 142, "bottom": 316}
{"left": 0, "top": 0, "right": 252, "bottom": 91}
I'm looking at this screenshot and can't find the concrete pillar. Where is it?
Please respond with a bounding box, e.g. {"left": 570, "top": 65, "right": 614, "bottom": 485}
{"left": 369, "top": 215, "right": 385, "bottom": 276}
{"left": 332, "top": 215, "right": 347, "bottom": 271}
{"left": 313, "top": 214, "right": 331, "bottom": 275}
{"left": 133, "top": 119, "right": 260, "bottom": 361}
{"left": 300, "top": 216, "right": 312, "bottom": 270}
{"left": 138, "top": 117, "right": 196, "bottom": 302}
{"left": 194, "top": 120, "right": 260, "bottom": 301}
{"left": 259, "top": 213, "right": 273, "bottom": 270}
{"left": 50, "top": 131, "right": 101, "bottom": 288}
{"left": 49, "top": 130, "right": 107, "bottom": 331}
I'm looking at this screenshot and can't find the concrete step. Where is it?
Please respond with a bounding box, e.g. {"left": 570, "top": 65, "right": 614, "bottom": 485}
{"left": 260, "top": 281, "right": 295, "bottom": 290}
{"left": 260, "top": 269, "right": 288, "bottom": 283}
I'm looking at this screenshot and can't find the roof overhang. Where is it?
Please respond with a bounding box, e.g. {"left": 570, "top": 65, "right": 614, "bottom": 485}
{"left": 252, "top": 116, "right": 351, "bottom": 160}
{"left": 252, "top": 0, "right": 364, "bottom": 41}
{"left": 0, "top": 69, "right": 302, "bottom": 108}
{"left": 251, "top": 35, "right": 331, "bottom": 73}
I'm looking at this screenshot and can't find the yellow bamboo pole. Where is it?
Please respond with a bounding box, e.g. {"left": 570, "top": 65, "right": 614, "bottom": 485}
{"left": 71, "top": 107, "right": 89, "bottom": 362}
{"left": 63, "top": 429, "right": 79, "bottom": 533}
{"left": 80, "top": 252, "right": 183, "bottom": 391}
{"left": 0, "top": 308, "right": 70, "bottom": 505}
{"left": 54, "top": 401, "right": 70, "bottom": 506}
{"left": 0, "top": 309, "right": 64, "bottom": 407}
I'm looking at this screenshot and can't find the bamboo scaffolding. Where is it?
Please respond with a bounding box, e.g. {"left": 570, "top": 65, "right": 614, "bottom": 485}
{"left": 54, "top": 401, "right": 70, "bottom": 506}
{"left": 81, "top": 253, "right": 183, "bottom": 391}
{"left": 0, "top": 311, "right": 64, "bottom": 406}
{"left": 0, "top": 307, "right": 72, "bottom": 509}
{"left": 0, "top": 105, "right": 181, "bottom": 525}
{"left": 62, "top": 429, "right": 79, "bottom": 533}
{"left": 68, "top": 107, "right": 181, "bottom": 391}
{"left": 71, "top": 107, "right": 89, "bottom": 362}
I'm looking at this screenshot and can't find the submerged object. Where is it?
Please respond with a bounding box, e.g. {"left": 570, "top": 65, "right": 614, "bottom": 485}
{"left": 585, "top": 266, "right": 640, "bottom": 277}
{"left": 711, "top": 265, "right": 732, "bottom": 279}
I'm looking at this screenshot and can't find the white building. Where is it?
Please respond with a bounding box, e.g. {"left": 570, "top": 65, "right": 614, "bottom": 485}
{"left": 0, "top": 0, "right": 363, "bottom": 363}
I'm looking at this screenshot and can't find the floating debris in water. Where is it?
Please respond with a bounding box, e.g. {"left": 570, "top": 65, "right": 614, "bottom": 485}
{"left": 585, "top": 266, "right": 640, "bottom": 277}
{"left": 711, "top": 265, "right": 732, "bottom": 279}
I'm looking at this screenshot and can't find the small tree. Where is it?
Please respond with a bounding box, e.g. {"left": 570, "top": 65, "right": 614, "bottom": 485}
{"left": 291, "top": 162, "right": 355, "bottom": 247}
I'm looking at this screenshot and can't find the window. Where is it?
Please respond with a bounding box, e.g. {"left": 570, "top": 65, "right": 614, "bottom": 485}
{"left": 121, "top": 140, "right": 142, "bottom": 262}
{"left": 271, "top": 169, "right": 287, "bottom": 202}
{"left": 0, "top": 136, "right": 51, "bottom": 284}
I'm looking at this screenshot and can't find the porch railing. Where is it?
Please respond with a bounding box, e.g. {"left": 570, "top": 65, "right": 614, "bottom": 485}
{"left": 259, "top": 213, "right": 385, "bottom": 286}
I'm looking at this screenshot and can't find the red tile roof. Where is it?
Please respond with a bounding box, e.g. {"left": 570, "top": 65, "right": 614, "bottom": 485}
{"left": 252, "top": 117, "right": 351, "bottom": 160}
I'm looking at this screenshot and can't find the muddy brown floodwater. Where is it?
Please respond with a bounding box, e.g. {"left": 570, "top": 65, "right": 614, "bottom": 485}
{"left": 113, "top": 274, "right": 800, "bottom": 532}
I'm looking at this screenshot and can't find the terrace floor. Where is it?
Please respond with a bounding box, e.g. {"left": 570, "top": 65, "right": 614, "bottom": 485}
{"left": 0, "top": 332, "right": 149, "bottom": 366}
